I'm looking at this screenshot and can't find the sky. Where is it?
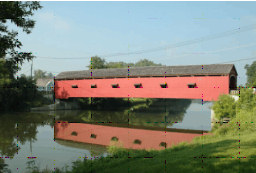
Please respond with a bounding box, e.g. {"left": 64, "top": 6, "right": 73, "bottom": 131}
{"left": 16, "top": 1, "right": 256, "bottom": 85}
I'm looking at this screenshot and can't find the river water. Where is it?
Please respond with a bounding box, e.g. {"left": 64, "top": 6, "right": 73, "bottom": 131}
{"left": 0, "top": 99, "right": 212, "bottom": 172}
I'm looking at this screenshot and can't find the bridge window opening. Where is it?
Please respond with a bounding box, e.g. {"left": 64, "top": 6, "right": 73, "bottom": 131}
{"left": 160, "top": 83, "right": 168, "bottom": 88}
{"left": 71, "top": 131, "right": 78, "bottom": 136}
{"left": 71, "top": 85, "right": 78, "bottom": 88}
{"left": 134, "top": 83, "right": 142, "bottom": 88}
{"left": 111, "top": 84, "right": 119, "bottom": 88}
{"left": 159, "top": 142, "right": 167, "bottom": 147}
{"left": 187, "top": 83, "right": 196, "bottom": 88}
{"left": 90, "top": 134, "right": 97, "bottom": 139}
{"left": 111, "top": 136, "right": 119, "bottom": 142}
{"left": 133, "top": 139, "right": 142, "bottom": 145}
{"left": 91, "top": 84, "right": 97, "bottom": 88}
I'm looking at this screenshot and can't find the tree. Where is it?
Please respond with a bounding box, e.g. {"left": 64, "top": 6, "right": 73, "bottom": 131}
{"left": 87, "top": 56, "right": 106, "bottom": 69}
{"left": 0, "top": 59, "right": 12, "bottom": 86}
{"left": 237, "top": 88, "right": 256, "bottom": 111}
{"left": 87, "top": 56, "right": 162, "bottom": 70}
{"left": 0, "top": 2, "right": 42, "bottom": 111}
{"left": 0, "top": 74, "right": 40, "bottom": 111}
{"left": 212, "top": 95, "right": 236, "bottom": 120}
{"left": 106, "top": 61, "right": 134, "bottom": 68}
{"left": 245, "top": 61, "right": 256, "bottom": 87}
{"left": 0, "top": 2, "right": 42, "bottom": 67}
{"left": 34, "top": 69, "right": 53, "bottom": 80}
{"left": 134, "top": 59, "right": 162, "bottom": 67}
{"left": 0, "top": 158, "right": 9, "bottom": 173}
{"left": 105, "top": 59, "right": 162, "bottom": 68}
{"left": 34, "top": 69, "right": 47, "bottom": 80}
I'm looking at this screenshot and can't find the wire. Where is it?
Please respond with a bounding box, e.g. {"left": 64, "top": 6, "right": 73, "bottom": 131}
{"left": 214, "top": 56, "right": 256, "bottom": 64}
{"left": 98, "top": 24, "right": 256, "bottom": 58}
{"left": 36, "top": 56, "right": 88, "bottom": 60}
{"left": 8, "top": 23, "right": 256, "bottom": 60}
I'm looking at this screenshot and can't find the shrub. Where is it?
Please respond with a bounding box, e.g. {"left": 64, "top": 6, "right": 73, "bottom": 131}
{"left": 212, "top": 94, "right": 236, "bottom": 120}
{"left": 237, "top": 88, "right": 256, "bottom": 111}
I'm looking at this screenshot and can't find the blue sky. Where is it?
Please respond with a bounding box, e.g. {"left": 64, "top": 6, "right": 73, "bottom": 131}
{"left": 17, "top": 1, "right": 256, "bottom": 85}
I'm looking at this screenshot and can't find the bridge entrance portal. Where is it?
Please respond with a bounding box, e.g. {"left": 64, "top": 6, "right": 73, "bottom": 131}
{"left": 229, "top": 75, "right": 237, "bottom": 90}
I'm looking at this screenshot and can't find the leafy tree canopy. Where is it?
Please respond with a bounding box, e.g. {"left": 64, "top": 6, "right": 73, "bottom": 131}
{"left": 0, "top": 1, "right": 42, "bottom": 72}
{"left": 106, "top": 61, "right": 134, "bottom": 69}
{"left": 237, "top": 88, "right": 256, "bottom": 111}
{"left": 245, "top": 61, "right": 256, "bottom": 87}
{"left": 87, "top": 56, "right": 106, "bottom": 69}
{"left": 0, "top": 2, "right": 42, "bottom": 111}
{"left": 213, "top": 88, "right": 256, "bottom": 121}
{"left": 134, "top": 59, "right": 162, "bottom": 67}
{"left": 34, "top": 69, "right": 53, "bottom": 80}
{"left": 212, "top": 95, "right": 236, "bottom": 120}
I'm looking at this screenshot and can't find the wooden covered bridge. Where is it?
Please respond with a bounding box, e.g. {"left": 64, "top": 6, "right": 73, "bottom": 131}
{"left": 54, "top": 64, "right": 237, "bottom": 101}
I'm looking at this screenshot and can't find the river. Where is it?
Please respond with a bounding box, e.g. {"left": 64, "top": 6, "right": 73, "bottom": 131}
{"left": 0, "top": 99, "right": 212, "bottom": 172}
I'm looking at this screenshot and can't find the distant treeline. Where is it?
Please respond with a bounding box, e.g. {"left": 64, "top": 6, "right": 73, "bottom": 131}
{"left": 87, "top": 56, "right": 162, "bottom": 69}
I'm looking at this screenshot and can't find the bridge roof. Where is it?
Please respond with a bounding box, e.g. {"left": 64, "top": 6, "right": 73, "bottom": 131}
{"left": 55, "top": 64, "right": 236, "bottom": 80}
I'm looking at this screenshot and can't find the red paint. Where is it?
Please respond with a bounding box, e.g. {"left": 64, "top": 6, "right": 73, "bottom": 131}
{"left": 54, "top": 122, "right": 209, "bottom": 150}
{"left": 55, "top": 76, "right": 230, "bottom": 101}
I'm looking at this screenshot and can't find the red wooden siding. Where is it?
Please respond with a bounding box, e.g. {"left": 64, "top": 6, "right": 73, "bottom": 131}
{"left": 55, "top": 76, "right": 229, "bottom": 101}
{"left": 54, "top": 122, "right": 209, "bottom": 150}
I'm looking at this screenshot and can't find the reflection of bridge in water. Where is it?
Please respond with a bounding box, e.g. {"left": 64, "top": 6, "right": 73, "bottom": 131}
{"left": 54, "top": 122, "right": 209, "bottom": 150}
{"left": 55, "top": 64, "right": 237, "bottom": 101}
{"left": 53, "top": 100, "right": 212, "bottom": 150}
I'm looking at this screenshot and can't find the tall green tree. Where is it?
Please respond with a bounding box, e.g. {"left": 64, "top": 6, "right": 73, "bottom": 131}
{"left": 87, "top": 56, "right": 106, "bottom": 69}
{"left": 0, "top": 2, "right": 42, "bottom": 111}
{"left": 0, "top": 1, "right": 42, "bottom": 81}
{"left": 245, "top": 61, "right": 256, "bottom": 87}
{"left": 0, "top": 2, "right": 42, "bottom": 67}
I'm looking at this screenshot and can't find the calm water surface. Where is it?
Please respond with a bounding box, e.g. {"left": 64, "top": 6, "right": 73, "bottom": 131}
{"left": 0, "top": 99, "right": 212, "bottom": 172}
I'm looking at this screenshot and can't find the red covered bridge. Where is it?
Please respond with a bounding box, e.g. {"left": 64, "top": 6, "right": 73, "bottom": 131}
{"left": 54, "top": 64, "right": 237, "bottom": 101}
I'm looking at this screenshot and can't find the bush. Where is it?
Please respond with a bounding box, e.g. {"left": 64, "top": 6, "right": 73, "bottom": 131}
{"left": 212, "top": 88, "right": 256, "bottom": 135}
{"left": 213, "top": 108, "right": 256, "bottom": 136}
{"left": 212, "top": 94, "right": 236, "bottom": 120}
{"left": 237, "top": 88, "right": 256, "bottom": 111}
